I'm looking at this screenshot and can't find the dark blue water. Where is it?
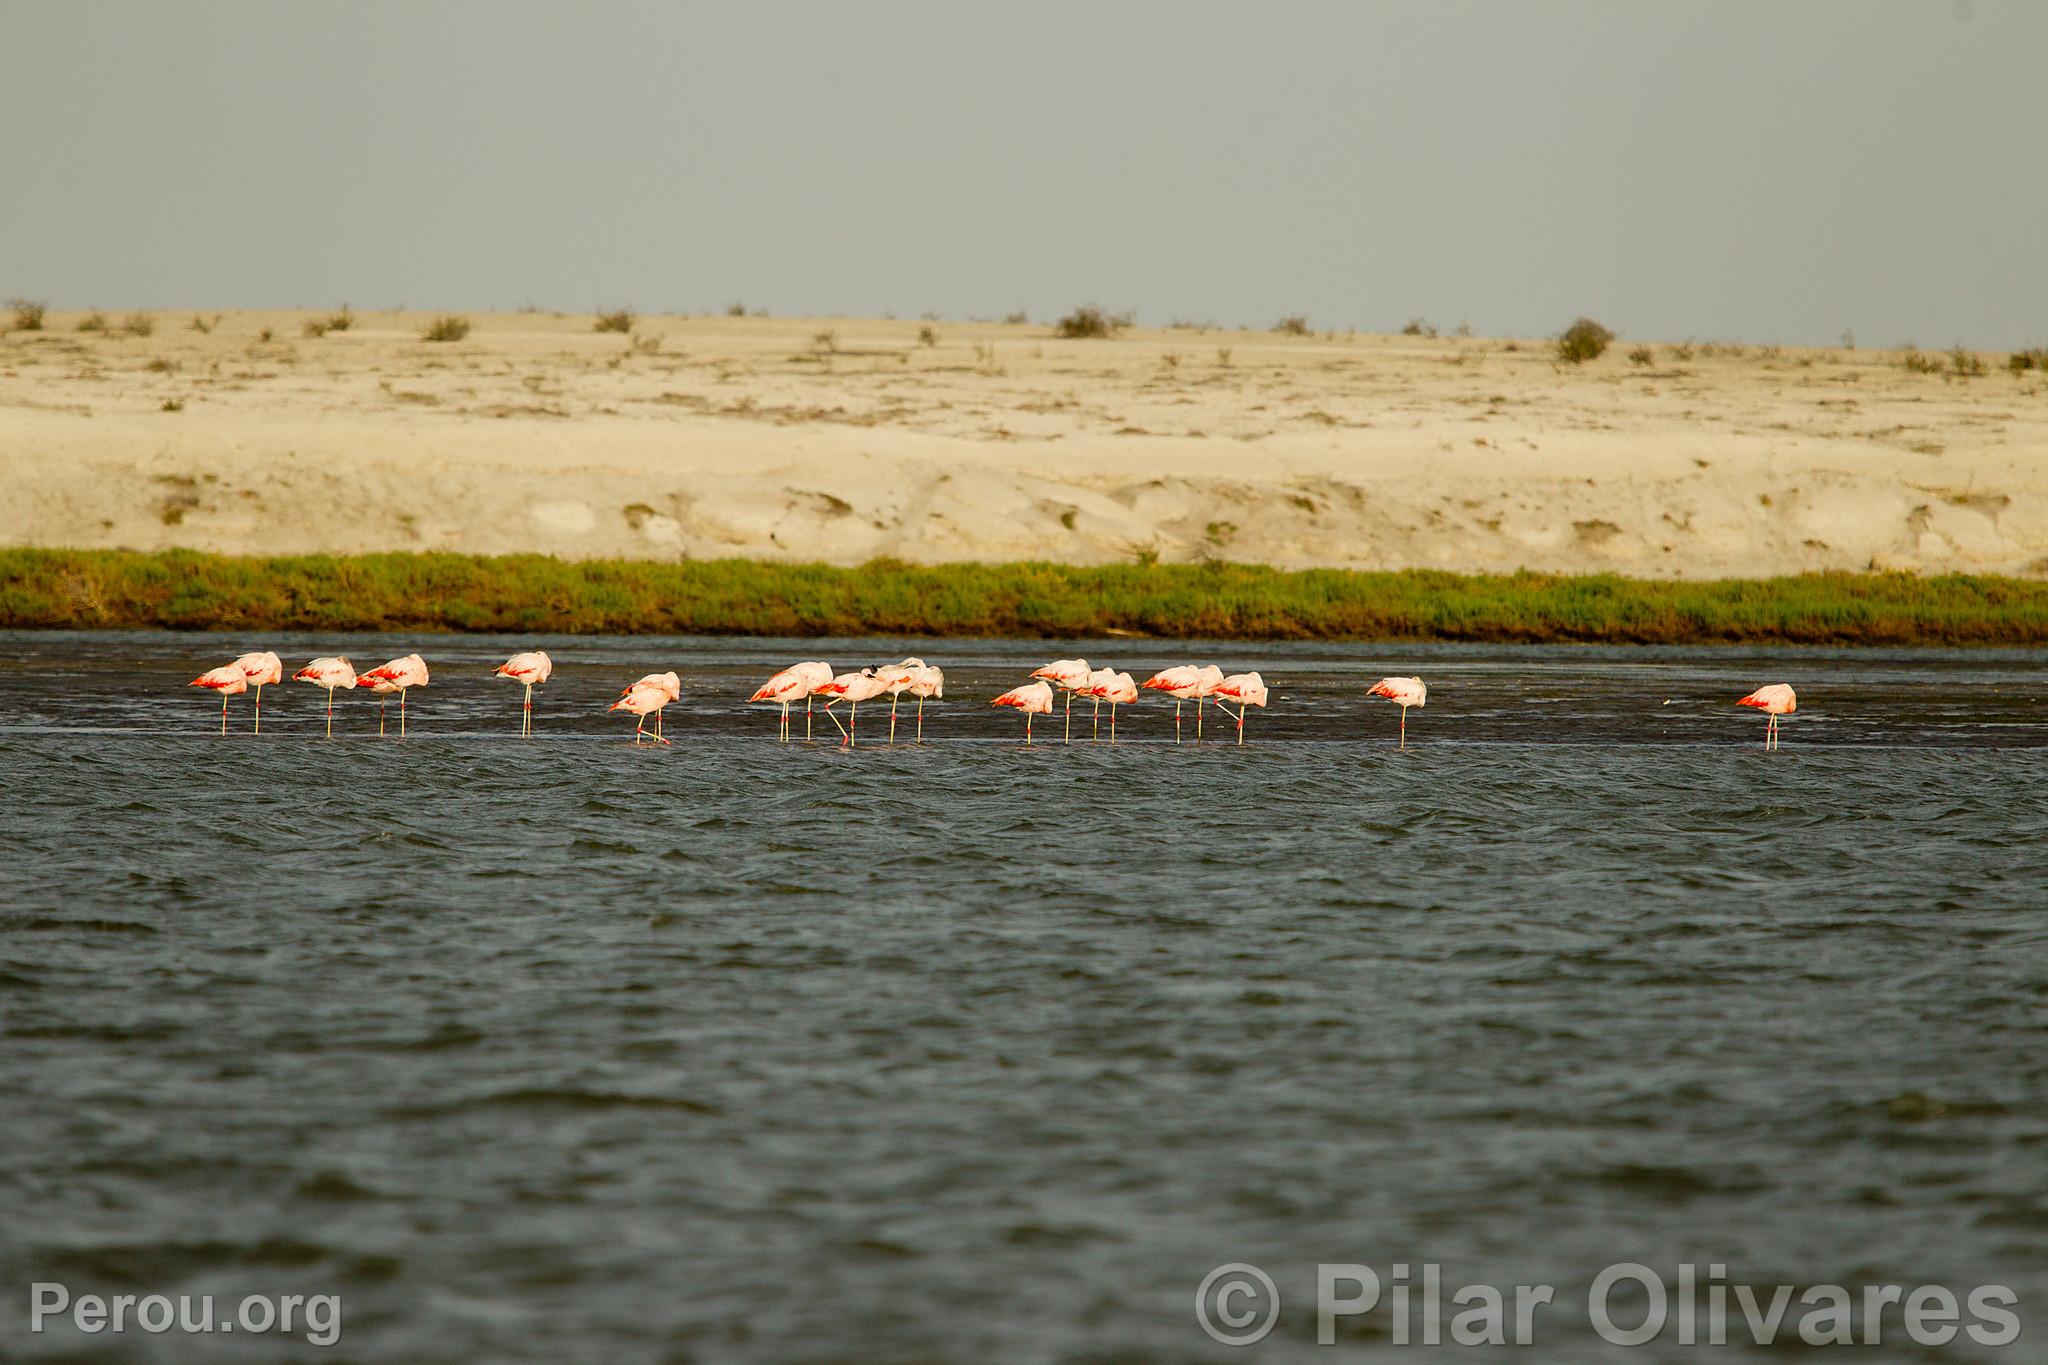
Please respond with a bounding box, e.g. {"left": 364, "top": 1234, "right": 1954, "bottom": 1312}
{"left": 2, "top": 633, "right": 2045, "bottom": 1361}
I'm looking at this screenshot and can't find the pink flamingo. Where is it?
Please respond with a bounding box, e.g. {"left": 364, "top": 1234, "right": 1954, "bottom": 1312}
{"left": 356, "top": 654, "right": 429, "bottom": 736}
{"left": 1368, "top": 676, "right": 1427, "bottom": 748}
{"left": 1030, "top": 658, "right": 1091, "bottom": 743}
{"left": 749, "top": 661, "right": 832, "bottom": 742}
{"left": 1081, "top": 666, "right": 1119, "bottom": 740}
{"left": 189, "top": 664, "right": 248, "bottom": 733}
{"left": 1211, "top": 671, "right": 1269, "bottom": 745}
{"left": 494, "top": 651, "right": 553, "bottom": 737}
{"left": 992, "top": 679, "right": 1055, "bottom": 745}
{"left": 232, "top": 651, "right": 282, "bottom": 733}
{"left": 907, "top": 664, "right": 945, "bottom": 743}
{"left": 876, "top": 657, "right": 928, "bottom": 743}
{"left": 610, "top": 671, "right": 680, "bottom": 744}
{"left": 814, "top": 668, "right": 888, "bottom": 746}
{"left": 1738, "top": 683, "right": 1797, "bottom": 750}
{"left": 293, "top": 656, "right": 358, "bottom": 737}
{"left": 1142, "top": 665, "right": 1205, "bottom": 743}
{"left": 1088, "top": 670, "right": 1140, "bottom": 742}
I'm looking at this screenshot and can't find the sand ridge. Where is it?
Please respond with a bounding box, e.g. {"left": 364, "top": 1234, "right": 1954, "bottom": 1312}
{"left": 4, "top": 310, "right": 2045, "bottom": 576}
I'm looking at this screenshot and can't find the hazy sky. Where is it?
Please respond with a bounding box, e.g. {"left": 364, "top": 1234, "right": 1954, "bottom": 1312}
{"left": 5, "top": 1, "right": 2043, "bottom": 346}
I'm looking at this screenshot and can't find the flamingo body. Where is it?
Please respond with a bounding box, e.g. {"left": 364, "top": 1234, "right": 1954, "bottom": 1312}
{"left": 814, "top": 668, "right": 888, "bottom": 745}
{"left": 1212, "top": 671, "right": 1269, "bottom": 744}
{"left": 495, "top": 650, "right": 553, "bottom": 736}
{"left": 610, "top": 671, "right": 680, "bottom": 744}
{"left": 1738, "top": 683, "right": 1798, "bottom": 749}
{"left": 750, "top": 661, "right": 832, "bottom": 741}
{"left": 1368, "top": 675, "right": 1427, "bottom": 747}
{"left": 992, "top": 679, "right": 1055, "bottom": 744}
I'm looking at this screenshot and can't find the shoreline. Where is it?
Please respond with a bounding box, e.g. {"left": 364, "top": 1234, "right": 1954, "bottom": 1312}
{"left": 7, "top": 550, "right": 2047, "bottom": 646}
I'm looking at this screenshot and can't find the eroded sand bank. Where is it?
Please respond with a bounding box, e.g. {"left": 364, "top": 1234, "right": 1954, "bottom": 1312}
{"left": 5, "top": 310, "right": 2044, "bottom": 576}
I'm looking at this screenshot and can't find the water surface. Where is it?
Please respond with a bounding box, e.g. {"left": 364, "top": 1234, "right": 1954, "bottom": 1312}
{"left": 3, "top": 633, "right": 2045, "bottom": 1360}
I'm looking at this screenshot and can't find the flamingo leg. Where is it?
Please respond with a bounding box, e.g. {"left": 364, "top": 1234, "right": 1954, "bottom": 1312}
{"left": 522, "top": 682, "right": 532, "bottom": 737}
{"left": 780, "top": 701, "right": 790, "bottom": 742}
{"left": 1026, "top": 712, "right": 1033, "bottom": 746}
{"left": 1064, "top": 692, "right": 1072, "bottom": 744}
{"left": 401, "top": 689, "right": 408, "bottom": 737}
{"left": 807, "top": 695, "right": 814, "bottom": 741}
{"left": 1236, "top": 703, "right": 1245, "bottom": 746}
{"left": 380, "top": 696, "right": 387, "bottom": 737}
{"left": 890, "top": 694, "right": 899, "bottom": 744}
{"left": 1110, "top": 701, "right": 1118, "bottom": 744}
{"left": 1196, "top": 699, "right": 1204, "bottom": 742}
{"left": 1399, "top": 705, "right": 1408, "bottom": 750}
{"left": 219, "top": 692, "right": 228, "bottom": 735}
{"left": 826, "top": 703, "right": 849, "bottom": 743}
{"left": 253, "top": 683, "right": 262, "bottom": 735}
{"left": 917, "top": 694, "right": 925, "bottom": 744}
{"left": 849, "top": 701, "right": 857, "bottom": 748}
{"left": 326, "top": 686, "right": 335, "bottom": 738}
{"left": 1092, "top": 697, "right": 1101, "bottom": 742}
{"left": 1174, "top": 699, "right": 1182, "bottom": 743}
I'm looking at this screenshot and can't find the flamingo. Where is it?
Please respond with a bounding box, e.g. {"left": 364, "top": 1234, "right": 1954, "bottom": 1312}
{"left": 749, "top": 661, "right": 832, "bottom": 742}
{"left": 1030, "top": 658, "right": 1092, "bottom": 743}
{"left": 1079, "top": 666, "right": 1120, "bottom": 741}
{"left": 232, "top": 651, "right": 282, "bottom": 733}
{"left": 1367, "top": 676, "right": 1427, "bottom": 748}
{"left": 189, "top": 664, "right": 248, "bottom": 733}
{"left": 1738, "top": 683, "right": 1797, "bottom": 750}
{"left": 814, "top": 668, "right": 888, "bottom": 746}
{"left": 907, "top": 664, "right": 944, "bottom": 743}
{"left": 293, "top": 656, "right": 358, "bottom": 737}
{"left": 876, "top": 657, "right": 928, "bottom": 743}
{"left": 1211, "top": 671, "right": 1269, "bottom": 745}
{"left": 1142, "top": 665, "right": 1205, "bottom": 743}
{"left": 992, "top": 679, "right": 1055, "bottom": 745}
{"left": 1088, "top": 669, "right": 1140, "bottom": 742}
{"left": 1191, "top": 664, "right": 1225, "bottom": 741}
{"left": 356, "top": 654, "right": 429, "bottom": 737}
{"left": 494, "top": 651, "right": 553, "bottom": 737}
{"left": 610, "top": 671, "right": 680, "bottom": 744}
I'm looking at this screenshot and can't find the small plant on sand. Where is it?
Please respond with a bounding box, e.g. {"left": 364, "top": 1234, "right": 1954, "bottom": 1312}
{"left": 1216, "top": 347, "right": 1233, "bottom": 368}
{"left": 257, "top": 327, "right": 274, "bottom": 342}
{"left": 1002, "top": 310, "right": 1029, "bottom": 326}
{"left": 2009, "top": 347, "right": 2048, "bottom": 374}
{"left": 1401, "top": 317, "right": 1438, "bottom": 338}
{"left": 811, "top": 329, "right": 838, "bottom": 355}
{"left": 1054, "top": 305, "right": 1129, "bottom": 340}
{"left": 420, "top": 315, "right": 470, "bottom": 342}
{"left": 1556, "top": 317, "right": 1614, "bottom": 365}
{"left": 159, "top": 398, "right": 184, "bottom": 412}
{"left": 303, "top": 307, "right": 353, "bottom": 338}
{"left": 77, "top": 311, "right": 108, "bottom": 333}
{"left": 187, "top": 313, "right": 217, "bottom": 334}
{"left": 917, "top": 325, "right": 938, "bottom": 347}
{"left": 1628, "top": 345, "right": 1654, "bottom": 367}
{"left": 629, "top": 332, "right": 662, "bottom": 356}
{"left": 1900, "top": 350, "right": 1944, "bottom": 375}
{"left": 1272, "top": 315, "right": 1310, "bottom": 336}
{"left": 725, "top": 301, "right": 748, "bottom": 317}
{"left": 120, "top": 312, "right": 155, "bottom": 338}
{"left": 594, "top": 309, "right": 635, "bottom": 333}
{"left": 1669, "top": 341, "right": 1695, "bottom": 361}
{"left": 1160, "top": 351, "right": 1181, "bottom": 370}
{"left": 1949, "top": 346, "right": 1986, "bottom": 378}
{"left": 7, "top": 298, "right": 46, "bottom": 331}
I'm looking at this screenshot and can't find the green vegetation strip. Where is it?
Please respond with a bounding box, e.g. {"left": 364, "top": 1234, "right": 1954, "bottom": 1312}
{"left": 4, "top": 549, "right": 2048, "bottom": 644}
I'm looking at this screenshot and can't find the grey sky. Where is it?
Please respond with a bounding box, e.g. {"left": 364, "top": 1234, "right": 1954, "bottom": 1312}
{"left": 4, "top": 1, "right": 2042, "bottom": 347}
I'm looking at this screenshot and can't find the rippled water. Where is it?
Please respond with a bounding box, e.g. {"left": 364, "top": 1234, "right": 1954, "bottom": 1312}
{"left": 3, "top": 631, "right": 2046, "bottom": 1361}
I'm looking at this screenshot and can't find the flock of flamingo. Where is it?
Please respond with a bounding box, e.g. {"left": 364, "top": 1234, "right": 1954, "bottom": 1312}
{"left": 185, "top": 649, "right": 1803, "bottom": 747}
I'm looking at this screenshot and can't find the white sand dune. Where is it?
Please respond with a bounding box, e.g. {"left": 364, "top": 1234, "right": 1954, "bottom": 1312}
{"left": 4, "top": 310, "right": 2045, "bottom": 577}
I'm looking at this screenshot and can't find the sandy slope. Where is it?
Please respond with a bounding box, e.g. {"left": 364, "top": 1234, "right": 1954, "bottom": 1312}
{"left": 4, "top": 310, "right": 2045, "bottom": 576}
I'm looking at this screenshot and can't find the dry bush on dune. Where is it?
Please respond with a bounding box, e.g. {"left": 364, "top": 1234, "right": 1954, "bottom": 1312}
{"left": 303, "top": 307, "right": 353, "bottom": 338}
{"left": 120, "top": 312, "right": 155, "bottom": 338}
{"left": 420, "top": 315, "right": 471, "bottom": 342}
{"left": 1629, "top": 346, "right": 1654, "bottom": 366}
{"left": 7, "top": 298, "right": 46, "bottom": 331}
{"left": 1401, "top": 317, "right": 1438, "bottom": 338}
{"left": 1054, "top": 305, "right": 1131, "bottom": 339}
{"left": 2010, "top": 347, "right": 2048, "bottom": 374}
{"left": 1272, "top": 315, "right": 1311, "bottom": 336}
{"left": 1556, "top": 317, "right": 1614, "bottom": 364}
{"left": 594, "top": 309, "right": 636, "bottom": 333}
{"left": 76, "top": 311, "right": 108, "bottom": 333}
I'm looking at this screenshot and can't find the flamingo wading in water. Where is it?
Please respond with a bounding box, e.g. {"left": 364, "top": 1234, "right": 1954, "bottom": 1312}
{"left": 1142, "top": 665, "right": 1204, "bottom": 743}
{"left": 815, "top": 668, "right": 888, "bottom": 746}
{"left": 1191, "top": 665, "right": 1225, "bottom": 741}
{"left": 1088, "top": 669, "right": 1139, "bottom": 742}
{"left": 189, "top": 664, "right": 248, "bottom": 734}
{"left": 749, "top": 661, "right": 832, "bottom": 742}
{"left": 357, "top": 654, "right": 429, "bottom": 736}
{"left": 1368, "top": 676, "right": 1427, "bottom": 748}
{"left": 611, "top": 672, "right": 680, "bottom": 744}
{"left": 1738, "top": 683, "right": 1797, "bottom": 750}
{"left": 494, "top": 651, "right": 552, "bottom": 737}
{"left": 907, "top": 664, "right": 944, "bottom": 743}
{"left": 1211, "top": 671, "right": 1269, "bottom": 745}
{"left": 992, "top": 680, "right": 1055, "bottom": 745}
{"left": 1030, "top": 659, "right": 1091, "bottom": 743}
{"left": 294, "top": 656, "right": 358, "bottom": 737}
{"left": 877, "top": 658, "right": 928, "bottom": 744}
{"left": 233, "top": 652, "right": 282, "bottom": 733}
